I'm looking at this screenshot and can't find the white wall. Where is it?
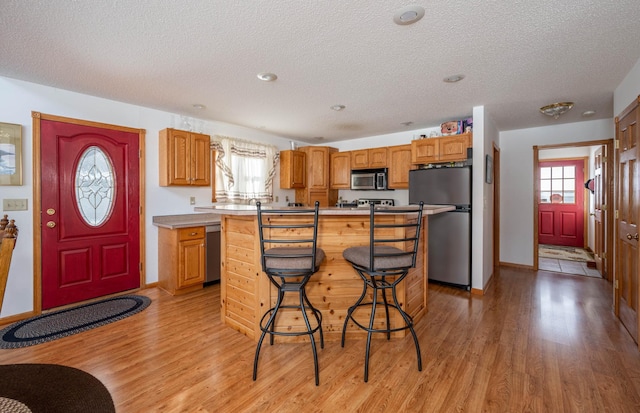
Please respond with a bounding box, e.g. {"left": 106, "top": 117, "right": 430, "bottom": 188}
{"left": 499, "top": 119, "right": 613, "bottom": 266}
{"left": 615, "top": 57, "right": 640, "bottom": 115}
{"left": 475, "top": 107, "right": 498, "bottom": 290}
{"left": 0, "top": 76, "right": 297, "bottom": 317}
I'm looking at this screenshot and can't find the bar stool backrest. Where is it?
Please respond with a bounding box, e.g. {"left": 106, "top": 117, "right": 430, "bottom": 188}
{"left": 365, "top": 202, "right": 424, "bottom": 274}
{"left": 256, "top": 201, "right": 322, "bottom": 277}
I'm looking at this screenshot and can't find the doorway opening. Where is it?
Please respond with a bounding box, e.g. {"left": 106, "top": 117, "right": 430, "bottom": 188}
{"left": 533, "top": 140, "right": 613, "bottom": 282}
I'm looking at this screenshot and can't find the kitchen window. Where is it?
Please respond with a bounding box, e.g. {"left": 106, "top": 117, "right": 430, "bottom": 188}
{"left": 211, "top": 136, "right": 279, "bottom": 203}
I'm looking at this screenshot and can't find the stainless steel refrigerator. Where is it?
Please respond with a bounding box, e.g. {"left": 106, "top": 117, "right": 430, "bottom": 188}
{"left": 409, "top": 166, "right": 471, "bottom": 290}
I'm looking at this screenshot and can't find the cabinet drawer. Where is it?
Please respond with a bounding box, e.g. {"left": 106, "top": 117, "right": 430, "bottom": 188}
{"left": 178, "top": 227, "right": 205, "bottom": 241}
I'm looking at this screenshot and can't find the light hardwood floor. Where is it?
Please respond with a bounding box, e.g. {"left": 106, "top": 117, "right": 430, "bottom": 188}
{"left": 1, "top": 266, "right": 639, "bottom": 412}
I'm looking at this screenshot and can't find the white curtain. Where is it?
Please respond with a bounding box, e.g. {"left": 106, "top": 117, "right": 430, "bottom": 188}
{"left": 211, "top": 135, "right": 279, "bottom": 203}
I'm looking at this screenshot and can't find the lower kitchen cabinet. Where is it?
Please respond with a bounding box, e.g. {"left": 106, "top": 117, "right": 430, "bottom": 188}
{"left": 158, "top": 226, "right": 205, "bottom": 295}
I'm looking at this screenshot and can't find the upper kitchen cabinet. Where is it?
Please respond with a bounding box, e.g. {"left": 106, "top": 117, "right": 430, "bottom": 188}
{"left": 330, "top": 151, "right": 351, "bottom": 189}
{"left": 351, "top": 148, "right": 388, "bottom": 169}
{"left": 159, "top": 128, "right": 211, "bottom": 186}
{"left": 411, "top": 132, "right": 471, "bottom": 164}
{"left": 280, "top": 150, "right": 306, "bottom": 189}
{"left": 295, "top": 146, "right": 338, "bottom": 207}
{"left": 387, "top": 144, "right": 413, "bottom": 189}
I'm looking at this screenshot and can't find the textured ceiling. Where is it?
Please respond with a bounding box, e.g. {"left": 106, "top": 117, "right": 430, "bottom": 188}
{"left": 2, "top": 1, "right": 640, "bottom": 143}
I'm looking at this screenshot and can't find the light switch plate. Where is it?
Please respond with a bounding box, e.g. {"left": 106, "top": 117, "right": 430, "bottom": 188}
{"left": 190, "top": 196, "right": 196, "bottom": 205}
{"left": 3, "top": 199, "right": 28, "bottom": 211}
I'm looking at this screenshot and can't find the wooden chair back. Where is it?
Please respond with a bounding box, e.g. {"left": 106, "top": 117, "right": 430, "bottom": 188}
{"left": 0, "top": 215, "right": 19, "bottom": 312}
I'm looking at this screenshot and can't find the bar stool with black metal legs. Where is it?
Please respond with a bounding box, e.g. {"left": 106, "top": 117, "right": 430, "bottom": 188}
{"left": 341, "top": 201, "right": 424, "bottom": 382}
{"left": 253, "top": 201, "right": 325, "bottom": 385}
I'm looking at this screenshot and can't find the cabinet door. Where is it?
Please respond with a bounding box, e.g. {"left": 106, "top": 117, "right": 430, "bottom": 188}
{"left": 178, "top": 238, "right": 205, "bottom": 288}
{"left": 330, "top": 152, "right": 351, "bottom": 189}
{"left": 160, "top": 129, "right": 211, "bottom": 186}
{"left": 369, "top": 147, "right": 388, "bottom": 168}
{"left": 190, "top": 133, "right": 211, "bottom": 186}
{"left": 308, "top": 190, "right": 331, "bottom": 208}
{"left": 163, "top": 129, "right": 191, "bottom": 185}
{"left": 411, "top": 139, "right": 439, "bottom": 164}
{"left": 439, "top": 134, "right": 470, "bottom": 162}
{"left": 306, "top": 147, "right": 330, "bottom": 190}
{"left": 280, "top": 150, "right": 306, "bottom": 189}
{"left": 388, "top": 145, "right": 412, "bottom": 189}
{"left": 351, "top": 149, "right": 369, "bottom": 169}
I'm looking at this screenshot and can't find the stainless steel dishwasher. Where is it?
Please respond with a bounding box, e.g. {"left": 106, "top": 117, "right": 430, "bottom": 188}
{"left": 205, "top": 224, "right": 221, "bottom": 284}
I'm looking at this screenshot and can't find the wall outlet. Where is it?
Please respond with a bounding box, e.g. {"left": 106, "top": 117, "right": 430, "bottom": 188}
{"left": 190, "top": 196, "right": 196, "bottom": 205}
{"left": 275, "top": 196, "right": 279, "bottom": 202}
{"left": 3, "top": 199, "right": 28, "bottom": 211}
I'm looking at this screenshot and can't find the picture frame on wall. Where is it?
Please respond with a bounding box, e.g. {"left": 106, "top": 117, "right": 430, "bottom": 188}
{"left": 0, "top": 122, "right": 23, "bottom": 186}
{"left": 485, "top": 154, "right": 493, "bottom": 184}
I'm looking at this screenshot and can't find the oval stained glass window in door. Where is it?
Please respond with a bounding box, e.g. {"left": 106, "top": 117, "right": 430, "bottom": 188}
{"left": 75, "top": 146, "right": 116, "bottom": 226}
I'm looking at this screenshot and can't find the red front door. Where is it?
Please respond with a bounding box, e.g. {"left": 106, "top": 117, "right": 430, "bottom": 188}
{"left": 40, "top": 119, "right": 141, "bottom": 309}
{"left": 538, "top": 159, "right": 585, "bottom": 247}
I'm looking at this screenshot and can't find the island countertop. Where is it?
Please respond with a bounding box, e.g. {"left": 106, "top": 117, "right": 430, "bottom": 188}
{"left": 193, "top": 204, "right": 455, "bottom": 215}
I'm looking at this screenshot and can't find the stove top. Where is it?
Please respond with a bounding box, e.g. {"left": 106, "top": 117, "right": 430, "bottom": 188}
{"left": 336, "top": 198, "right": 395, "bottom": 208}
{"left": 356, "top": 198, "right": 395, "bottom": 207}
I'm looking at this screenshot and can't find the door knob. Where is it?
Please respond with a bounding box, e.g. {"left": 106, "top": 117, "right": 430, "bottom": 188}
{"left": 46, "top": 208, "right": 56, "bottom": 216}
{"left": 46, "top": 221, "right": 56, "bottom": 228}
{"left": 635, "top": 234, "right": 639, "bottom": 240}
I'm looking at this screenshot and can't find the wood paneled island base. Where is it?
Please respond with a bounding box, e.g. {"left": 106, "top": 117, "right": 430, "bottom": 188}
{"left": 194, "top": 205, "right": 454, "bottom": 342}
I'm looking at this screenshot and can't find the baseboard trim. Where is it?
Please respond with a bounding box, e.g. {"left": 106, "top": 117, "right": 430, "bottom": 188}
{"left": 500, "top": 261, "right": 534, "bottom": 271}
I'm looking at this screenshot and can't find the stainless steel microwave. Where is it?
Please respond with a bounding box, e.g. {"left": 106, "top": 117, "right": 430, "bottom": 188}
{"left": 351, "top": 169, "right": 387, "bottom": 190}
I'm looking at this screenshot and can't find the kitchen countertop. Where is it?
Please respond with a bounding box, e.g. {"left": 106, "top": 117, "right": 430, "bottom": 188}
{"left": 152, "top": 213, "right": 221, "bottom": 229}
{"left": 193, "top": 204, "right": 455, "bottom": 215}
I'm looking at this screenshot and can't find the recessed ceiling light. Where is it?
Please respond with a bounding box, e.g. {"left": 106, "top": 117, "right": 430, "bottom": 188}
{"left": 393, "top": 5, "right": 425, "bottom": 25}
{"left": 192, "top": 104, "right": 206, "bottom": 110}
{"left": 582, "top": 110, "right": 596, "bottom": 117}
{"left": 257, "top": 72, "right": 278, "bottom": 82}
{"left": 443, "top": 74, "right": 465, "bottom": 83}
{"left": 330, "top": 104, "right": 346, "bottom": 111}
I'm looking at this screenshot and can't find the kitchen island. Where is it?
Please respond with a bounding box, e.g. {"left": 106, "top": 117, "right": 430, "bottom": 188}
{"left": 193, "top": 204, "right": 454, "bottom": 342}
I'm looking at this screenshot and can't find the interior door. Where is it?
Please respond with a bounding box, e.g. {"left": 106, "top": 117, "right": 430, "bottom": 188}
{"left": 538, "top": 159, "right": 585, "bottom": 247}
{"left": 40, "top": 118, "right": 141, "bottom": 310}
{"left": 593, "top": 146, "right": 606, "bottom": 274}
{"left": 615, "top": 100, "right": 639, "bottom": 345}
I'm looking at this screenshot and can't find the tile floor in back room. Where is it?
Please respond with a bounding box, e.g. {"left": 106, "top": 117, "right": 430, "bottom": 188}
{"left": 538, "top": 256, "right": 602, "bottom": 278}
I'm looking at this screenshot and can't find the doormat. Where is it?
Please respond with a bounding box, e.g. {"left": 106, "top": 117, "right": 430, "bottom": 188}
{"left": 0, "top": 364, "right": 115, "bottom": 413}
{"left": 539, "top": 244, "right": 595, "bottom": 262}
{"left": 0, "top": 295, "right": 151, "bottom": 349}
